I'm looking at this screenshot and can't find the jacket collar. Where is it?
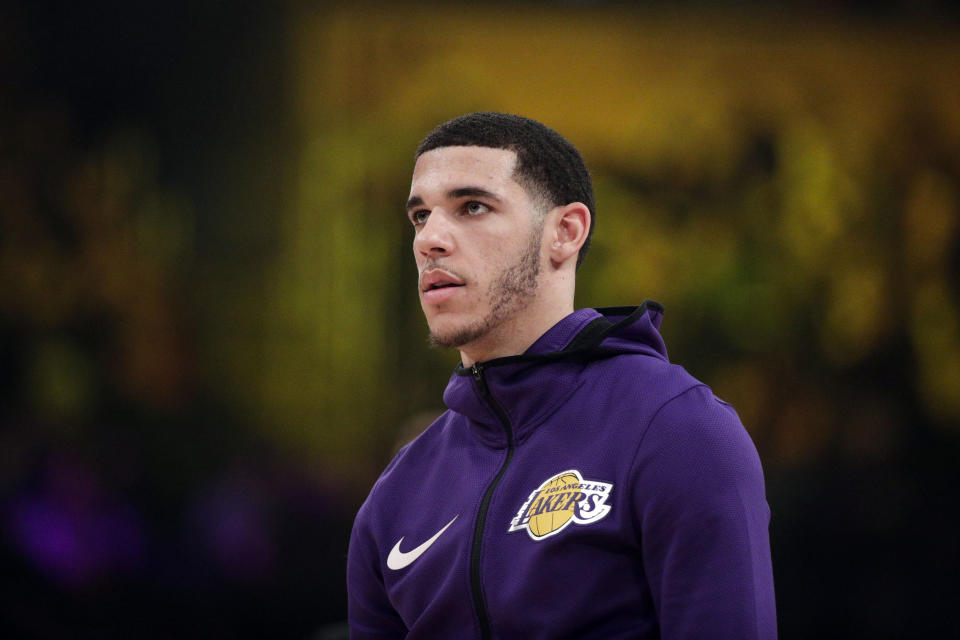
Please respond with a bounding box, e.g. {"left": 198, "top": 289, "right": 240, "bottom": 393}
{"left": 441, "top": 303, "right": 666, "bottom": 449}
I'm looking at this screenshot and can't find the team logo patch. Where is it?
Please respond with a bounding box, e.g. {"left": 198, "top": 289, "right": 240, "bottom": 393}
{"left": 508, "top": 469, "right": 613, "bottom": 540}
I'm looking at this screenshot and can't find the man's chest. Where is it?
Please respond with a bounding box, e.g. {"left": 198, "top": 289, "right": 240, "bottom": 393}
{"left": 375, "top": 419, "right": 654, "bottom": 637}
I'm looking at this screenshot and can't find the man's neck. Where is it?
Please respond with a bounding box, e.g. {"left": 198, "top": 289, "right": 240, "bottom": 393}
{"left": 458, "top": 300, "right": 574, "bottom": 367}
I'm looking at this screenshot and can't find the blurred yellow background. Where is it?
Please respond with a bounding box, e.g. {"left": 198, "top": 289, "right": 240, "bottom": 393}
{"left": 270, "top": 5, "right": 960, "bottom": 474}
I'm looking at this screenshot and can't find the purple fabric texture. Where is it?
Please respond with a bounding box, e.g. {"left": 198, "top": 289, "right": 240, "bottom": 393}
{"left": 348, "top": 305, "right": 776, "bottom": 639}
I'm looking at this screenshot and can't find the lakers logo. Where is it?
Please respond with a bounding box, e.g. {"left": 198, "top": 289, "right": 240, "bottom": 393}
{"left": 508, "top": 470, "right": 613, "bottom": 540}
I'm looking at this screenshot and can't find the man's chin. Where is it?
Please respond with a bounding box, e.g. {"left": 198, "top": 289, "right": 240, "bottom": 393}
{"left": 427, "top": 328, "right": 470, "bottom": 350}
{"left": 427, "top": 321, "right": 488, "bottom": 350}
{"left": 427, "top": 332, "right": 460, "bottom": 349}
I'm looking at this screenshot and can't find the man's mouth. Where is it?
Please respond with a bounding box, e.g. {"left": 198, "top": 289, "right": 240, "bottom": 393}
{"left": 420, "top": 269, "right": 466, "bottom": 302}
{"left": 420, "top": 270, "right": 465, "bottom": 293}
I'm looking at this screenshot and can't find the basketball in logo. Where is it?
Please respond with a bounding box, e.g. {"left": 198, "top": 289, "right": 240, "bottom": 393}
{"left": 526, "top": 472, "right": 581, "bottom": 537}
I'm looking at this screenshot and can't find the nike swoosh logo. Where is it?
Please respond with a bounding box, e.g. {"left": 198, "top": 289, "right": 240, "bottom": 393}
{"left": 386, "top": 515, "right": 459, "bottom": 571}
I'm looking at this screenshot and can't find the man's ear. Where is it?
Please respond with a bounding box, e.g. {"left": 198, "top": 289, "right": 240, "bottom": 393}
{"left": 547, "top": 202, "right": 591, "bottom": 268}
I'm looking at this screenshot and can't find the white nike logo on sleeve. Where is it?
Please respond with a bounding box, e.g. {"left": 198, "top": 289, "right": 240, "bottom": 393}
{"left": 386, "top": 515, "right": 459, "bottom": 571}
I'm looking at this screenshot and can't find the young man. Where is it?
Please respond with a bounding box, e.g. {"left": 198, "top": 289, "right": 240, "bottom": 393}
{"left": 347, "top": 113, "right": 777, "bottom": 638}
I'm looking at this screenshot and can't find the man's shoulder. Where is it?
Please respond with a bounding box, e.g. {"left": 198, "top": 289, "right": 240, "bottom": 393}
{"left": 590, "top": 349, "right": 705, "bottom": 404}
{"left": 581, "top": 352, "right": 753, "bottom": 454}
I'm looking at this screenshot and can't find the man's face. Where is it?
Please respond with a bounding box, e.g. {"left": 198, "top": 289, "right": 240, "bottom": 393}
{"left": 406, "top": 146, "right": 545, "bottom": 351}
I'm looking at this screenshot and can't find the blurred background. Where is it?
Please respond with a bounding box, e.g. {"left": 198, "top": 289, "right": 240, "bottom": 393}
{"left": 2, "top": 0, "right": 959, "bottom": 637}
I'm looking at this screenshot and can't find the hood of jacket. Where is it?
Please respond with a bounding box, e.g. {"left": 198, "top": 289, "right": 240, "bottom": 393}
{"left": 441, "top": 301, "right": 668, "bottom": 449}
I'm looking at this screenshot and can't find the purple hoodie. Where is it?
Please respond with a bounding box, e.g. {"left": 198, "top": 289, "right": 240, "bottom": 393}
{"left": 348, "top": 304, "right": 776, "bottom": 639}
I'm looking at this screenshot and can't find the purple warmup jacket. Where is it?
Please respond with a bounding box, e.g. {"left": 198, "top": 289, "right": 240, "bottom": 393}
{"left": 348, "top": 304, "right": 776, "bottom": 639}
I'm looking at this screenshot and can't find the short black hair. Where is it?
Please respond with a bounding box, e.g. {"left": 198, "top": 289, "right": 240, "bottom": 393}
{"left": 416, "top": 112, "right": 595, "bottom": 270}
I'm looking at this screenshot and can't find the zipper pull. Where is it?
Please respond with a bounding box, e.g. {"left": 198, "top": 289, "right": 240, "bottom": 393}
{"left": 471, "top": 363, "right": 489, "bottom": 396}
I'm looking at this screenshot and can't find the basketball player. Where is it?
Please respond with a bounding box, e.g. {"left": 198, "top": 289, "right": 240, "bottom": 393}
{"left": 347, "top": 113, "right": 776, "bottom": 638}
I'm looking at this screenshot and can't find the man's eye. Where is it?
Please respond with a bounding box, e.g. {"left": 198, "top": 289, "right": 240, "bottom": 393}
{"left": 411, "top": 210, "right": 429, "bottom": 225}
{"left": 465, "top": 202, "right": 490, "bottom": 216}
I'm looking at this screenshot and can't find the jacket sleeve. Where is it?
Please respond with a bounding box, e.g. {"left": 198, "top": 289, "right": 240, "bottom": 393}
{"left": 347, "top": 503, "right": 407, "bottom": 639}
{"left": 631, "top": 384, "right": 777, "bottom": 639}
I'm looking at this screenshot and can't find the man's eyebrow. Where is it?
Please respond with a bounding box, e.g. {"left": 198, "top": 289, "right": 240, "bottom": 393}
{"left": 447, "top": 187, "right": 502, "bottom": 202}
{"left": 405, "top": 187, "right": 503, "bottom": 213}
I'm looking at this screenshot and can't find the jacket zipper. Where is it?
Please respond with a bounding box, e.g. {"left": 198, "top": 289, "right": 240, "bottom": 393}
{"left": 469, "top": 362, "right": 514, "bottom": 640}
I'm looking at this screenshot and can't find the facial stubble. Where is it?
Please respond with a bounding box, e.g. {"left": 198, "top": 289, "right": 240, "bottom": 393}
{"left": 427, "top": 224, "right": 543, "bottom": 350}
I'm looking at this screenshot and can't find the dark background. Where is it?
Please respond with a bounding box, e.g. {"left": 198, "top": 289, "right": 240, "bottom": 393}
{"left": 2, "top": 1, "right": 959, "bottom": 637}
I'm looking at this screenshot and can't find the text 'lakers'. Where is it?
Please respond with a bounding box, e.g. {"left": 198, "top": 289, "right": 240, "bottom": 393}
{"left": 508, "top": 470, "right": 613, "bottom": 540}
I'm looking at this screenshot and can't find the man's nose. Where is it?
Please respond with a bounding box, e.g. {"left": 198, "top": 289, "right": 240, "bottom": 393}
{"left": 413, "top": 210, "right": 454, "bottom": 257}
